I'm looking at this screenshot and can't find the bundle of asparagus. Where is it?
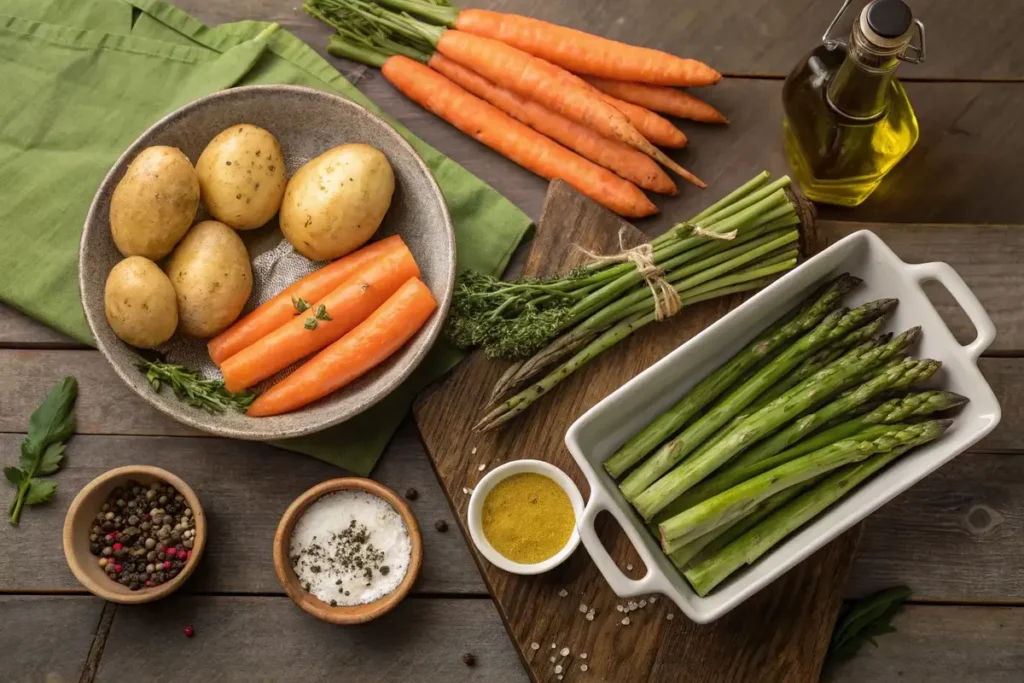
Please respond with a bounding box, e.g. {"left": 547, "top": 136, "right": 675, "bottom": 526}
{"left": 444, "top": 172, "right": 812, "bottom": 430}
{"left": 600, "top": 274, "right": 967, "bottom": 596}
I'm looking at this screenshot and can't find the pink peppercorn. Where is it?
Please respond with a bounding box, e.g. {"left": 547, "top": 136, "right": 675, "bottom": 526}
{"left": 164, "top": 561, "right": 171, "bottom": 569}
{"left": 112, "top": 543, "right": 123, "bottom": 551}
{"left": 114, "top": 564, "right": 123, "bottom": 573}
{"left": 165, "top": 548, "right": 176, "bottom": 557}
{"left": 184, "top": 625, "right": 195, "bottom": 638}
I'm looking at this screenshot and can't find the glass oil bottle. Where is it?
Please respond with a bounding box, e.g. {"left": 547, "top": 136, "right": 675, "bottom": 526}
{"left": 782, "top": 0, "right": 926, "bottom": 206}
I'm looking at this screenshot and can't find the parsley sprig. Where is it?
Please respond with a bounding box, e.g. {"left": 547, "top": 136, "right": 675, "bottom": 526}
{"left": 138, "top": 359, "right": 256, "bottom": 414}
{"left": 304, "top": 303, "right": 333, "bottom": 330}
{"left": 5, "top": 377, "right": 77, "bottom": 524}
{"left": 826, "top": 586, "right": 911, "bottom": 667}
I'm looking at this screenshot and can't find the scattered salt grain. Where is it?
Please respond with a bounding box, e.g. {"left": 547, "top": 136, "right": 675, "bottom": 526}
{"left": 666, "top": 613, "right": 674, "bottom": 620}
{"left": 558, "top": 589, "right": 568, "bottom": 598}
{"left": 586, "top": 610, "right": 595, "bottom": 621}
{"left": 626, "top": 564, "right": 634, "bottom": 571}
{"left": 580, "top": 653, "right": 588, "bottom": 660}
{"left": 649, "top": 596, "right": 657, "bottom": 604}
{"left": 552, "top": 643, "right": 557, "bottom": 649}
{"left": 478, "top": 463, "right": 487, "bottom": 471}
{"left": 557, "top": 677, "right": 563, "bottom": 681}
{"left": 616, "top": 604, "right": 624, "bottom": 612}
{"left": 581, "top": 664, "right": 589, "bottom": 672}
{"left": 621, "top": 617, "right": 630, "bottom": 626}
{"left": 554, "top": 665, "right": 563, "bottom": 674}
{"left": 531, "top": 642, "right": 540, "bottom": 651}
{"left": 627, "top": 601, "right": 638, "bottom": 611}
{"left": 639, "top": 599, "right": 647, "bottom": 608}
{"left": 471, "top": 447, "right": 477, "bottom": 454}
{"left": 579, "top": 604, "right": 588, "bottom": 613}
{"left": 550, "top": 656, "right": 556, "bottom": 663}
{"left": 560, "top": 647, "right": 570, "bottom": 657}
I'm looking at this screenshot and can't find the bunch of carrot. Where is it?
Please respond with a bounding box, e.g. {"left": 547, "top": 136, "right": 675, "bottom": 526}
{"left": 304, "top": 0, "right": 727, "bottom": 218}
{"left": 207, "top": 235, "right": 437, "bottom": 417}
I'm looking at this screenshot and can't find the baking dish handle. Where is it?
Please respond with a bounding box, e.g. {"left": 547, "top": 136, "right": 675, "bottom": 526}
{"left": 907, "top": 261, "right": 996, "bottom": 362}
{"left": 578, "top": 484, "right": 670, "bottom": 598}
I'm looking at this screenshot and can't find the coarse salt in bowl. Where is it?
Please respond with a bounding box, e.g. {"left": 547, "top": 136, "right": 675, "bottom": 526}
{"left": 467, "top": 460, "right": 584, "bottom": 575}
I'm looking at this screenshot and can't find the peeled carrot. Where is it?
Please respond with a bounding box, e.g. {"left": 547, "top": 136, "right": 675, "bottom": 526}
{"left": 220, "top": 246, "right": 420, "bottom": 392}
{"left": 376, "top": 55, "right": 657, "bottom": 217}
{"left": 452, "top": 9, "right": 721, "bottom": 87}
{"left": 432, "top": 30, "right": 696, "bottom": 181}
{"left": 595, "top": 93, "right": 687, "bottom": 149}
{"left": 248, "top": 277, "right": 438, "bottom": 417}
{"left": 428, "top": 54, "right": 676, "bottom": 195}
{"left": 584, "top": 77, "right": 728, "bottom": 124}
{"left": 208, "top": 235, "right": 407, "bottom": 365}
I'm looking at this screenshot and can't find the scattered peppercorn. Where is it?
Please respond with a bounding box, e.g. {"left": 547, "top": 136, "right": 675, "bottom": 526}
{"left": 88, "top": 480, "right": 195, "bottom": 591}
{"left": 404, "top": 488, "right": 418, "bottom": 501}
{"left": 434, "top": 520, "right": 448, "bottom": 533}
{"left": 184, "top": 625, "right": 195, "bottom": 638}
{"left": 462, "top": 654, "right": 476, "bottom": 667}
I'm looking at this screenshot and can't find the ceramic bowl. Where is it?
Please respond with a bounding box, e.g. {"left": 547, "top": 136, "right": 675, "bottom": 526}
{"left": 79, "top": 85, "right": 455, "bottom": 440}
{"left": 63, "top": 466, "right": 206, "bottom": 604}
{"left": 467, "top": 459, "right": 584, "bottom": 575}
{"left": 273, "top": 478, "right": 423, "bottom": 624}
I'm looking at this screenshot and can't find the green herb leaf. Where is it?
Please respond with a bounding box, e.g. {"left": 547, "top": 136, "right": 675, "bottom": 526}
{"left": 7, "top": 377, "right": 77, "bottom": 524}
{"left": 826, "top": 586, "right": 911, "bottom": 667}
{"left": 304, "top": 317, "right": 318, "bottom": 330}
{"left": 36, "top": 443, "right": 66, "bottom": 476}
{"left": 23, "top": 478, "right": 57, "bottom": 505}
{"left": 3, "top": 467, "right": 23, "bottom": 487}
{"left": 136, "top": 359, "right": 257, "bottom": 415}
{"left": 293, "top": 297, "right": 310, "bottom": 313}
{"left": 315, "top": 304, "right": 332, "bottom": 321}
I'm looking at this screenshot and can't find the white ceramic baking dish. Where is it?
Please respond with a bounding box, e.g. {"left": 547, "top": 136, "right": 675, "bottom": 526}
{"left": 565, "top": 230, "right": 1000, "bottom": 624}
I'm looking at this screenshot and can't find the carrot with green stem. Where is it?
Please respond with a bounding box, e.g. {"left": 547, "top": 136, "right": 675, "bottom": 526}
{"left": 315, "top": 0, "right": 705, "bottom": 187}
{"left": 220, "top": 245, "right": 421, "bottom": 392}
{"left": 207, "top": 235, "right": 408, "bottom": 365}
{"left": 328, "top": 41, "right": 658, "bottom": 217}
{"left": 324, "top": 0, "right": 721, "bottom": 87}
{"left": 428, "top": 53, "right": 677, "bottom": 195}
{"left": 584, "top": 77, "right": 728, "bottom": 124}
{"left": 248, "top": 277, "right": 438, "bottom": 417}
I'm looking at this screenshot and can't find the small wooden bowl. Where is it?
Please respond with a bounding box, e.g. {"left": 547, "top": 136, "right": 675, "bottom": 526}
{"left": 63, "top": 466, "right": 206, "bottom": 604}
{"left": 273, "top": 478, "right": 422, "bottom": 624}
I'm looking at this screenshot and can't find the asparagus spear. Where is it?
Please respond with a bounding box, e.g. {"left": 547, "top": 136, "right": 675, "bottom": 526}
{"left": 683, "top": 420, "right": 951, "bottom": 596}
{"left": 602, "top": 274, "right": 861, "bottom": 479}
{"left": 658, "top": 420, "right": 941, "bottom": 545}
{"left": 667, "top": 479, "right": 817, "bottom": 563}
{"left": 732, "top": 358, "right": 942, "bottom": 470}
{"left": 632, "top": 325, "right": 920, "bottom": 520}
{"left": 620, "top": 300, "right": 899, "bottom": 504}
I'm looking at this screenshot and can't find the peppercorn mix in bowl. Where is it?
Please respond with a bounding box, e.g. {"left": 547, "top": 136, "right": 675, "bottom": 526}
{"left": 273, "top": 478, "right": 422, "bottom": 624}
{"left": 63, "top": 465, "right": 206, "bottom": 604}
{"left": 467, "top": 460, "right": 584, "bottom": 575}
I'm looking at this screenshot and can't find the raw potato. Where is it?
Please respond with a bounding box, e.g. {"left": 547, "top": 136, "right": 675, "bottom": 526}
{"left": 280, "top": 144, "right": 395, "bottom": 261}
{"left": 196, "top": 124, "right": 287, "bottom": 230}
{"left": 104, "top": 256, "right": 179, "bottom": 349}
{"left": 109, "top": 146, "right": 199, "bottom": 259}
{"left": 166, "top": 220, "right": 253, "bottom": 339}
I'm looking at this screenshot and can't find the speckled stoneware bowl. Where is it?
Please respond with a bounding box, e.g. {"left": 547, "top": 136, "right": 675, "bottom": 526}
{"left": 80, "top": 85, "right": 455, "bottom": 440}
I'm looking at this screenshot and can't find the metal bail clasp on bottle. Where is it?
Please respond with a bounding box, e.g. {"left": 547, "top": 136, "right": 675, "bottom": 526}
{"left": 781, "top": 0, "right": 926, "bottom": 207}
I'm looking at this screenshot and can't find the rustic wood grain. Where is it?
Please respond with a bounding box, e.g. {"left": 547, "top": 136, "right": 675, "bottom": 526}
{"left": 351, "top": 74, "right": 1024, "bottom": 230}
{"left": 413, "top": 180, "right": 858, "bottom": 683}
{"left": 0, "top": 596, "right": 104, "bottom": 682}
{"left": 825, "top": 605, "right": 1024, "bottom": 683}
{"left": 94, "top": 596, "right": 529, "bottom": 683}
{"left": 0, "top": 306, "right": 83, "bottom": 348}
{"left": 178, "top": 0, "right": 1024, "bottom": 81}
{"left": 848, "top": 451, "right": 1024, "bottom": 602}
{"left": 0, "top": 431, "right": 485, "bottom": 595}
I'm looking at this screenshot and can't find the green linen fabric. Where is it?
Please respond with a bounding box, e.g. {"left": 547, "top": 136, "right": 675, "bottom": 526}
{"left": 0, "top": 0, "right": 531, "bottom": 475}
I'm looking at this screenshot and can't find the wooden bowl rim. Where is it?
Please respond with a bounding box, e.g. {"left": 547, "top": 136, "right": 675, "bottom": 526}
{"left": 273, "top": 477, "right": 423, "bottom": 625}
{"left": 62, "top": 465, "right": 206, "bottom": 604}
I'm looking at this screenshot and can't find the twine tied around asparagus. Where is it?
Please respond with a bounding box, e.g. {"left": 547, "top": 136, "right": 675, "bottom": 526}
{"left": 691, "top": 225, "right": 737, "bottom": 240}
{"left": 577, "top": 228, "right": 682, "bottom": 321}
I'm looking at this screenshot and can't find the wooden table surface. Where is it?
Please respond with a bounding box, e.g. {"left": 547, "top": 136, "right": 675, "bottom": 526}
{"left": 3, "top": 1, "right": 1023, "bottom": 682}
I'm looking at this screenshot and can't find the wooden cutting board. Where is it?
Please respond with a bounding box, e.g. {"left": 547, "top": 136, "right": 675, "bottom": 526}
{"left": 413, "top": 180, "right": 859, "bottom": 683}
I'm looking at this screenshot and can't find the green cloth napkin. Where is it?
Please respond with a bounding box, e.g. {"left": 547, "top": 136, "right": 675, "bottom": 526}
{"left": 0, "top": 0, "right": 531, "bottom": 475}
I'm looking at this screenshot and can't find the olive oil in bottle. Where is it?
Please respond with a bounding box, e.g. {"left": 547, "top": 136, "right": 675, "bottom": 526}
{"left": 782, "top": 0, "right": 925, "bottom": 206}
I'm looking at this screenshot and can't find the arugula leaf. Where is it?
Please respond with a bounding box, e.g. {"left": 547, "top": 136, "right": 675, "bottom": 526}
{"left": 6, "top": 377, "right": 77, "bottom": 524}
{"left": 826, "top": 586, "right": 911, "bottom": 667}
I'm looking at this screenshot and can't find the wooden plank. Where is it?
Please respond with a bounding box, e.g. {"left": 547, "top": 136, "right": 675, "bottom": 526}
{"left": 818, "top": 223, "right": 1024, "bottom": 354}
{"left": 826, "top": 605, "right": 1024, "bottom": 683}
{"left": 0, "top": 596, "right": 104, "bottom": 681}
{"left": 414, "top": 180, "right": 857, "bottom": 683}
{"left": 94, "top": 596, "right": 529, "bottom": 683}
{"left": 353, "top": 75, "right": 1024, "bottom": 230}
{"left": 0, "top": 305, "right": 84, "bottom": 348}
{"left": 178, "top": 0, "right": 1024, "bottom": 81}
{"left": 847, "top": 451, "right": 1024, "bottom": 603}
{"left": 0, "top": 432, "right": 485, "bottom": 595}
